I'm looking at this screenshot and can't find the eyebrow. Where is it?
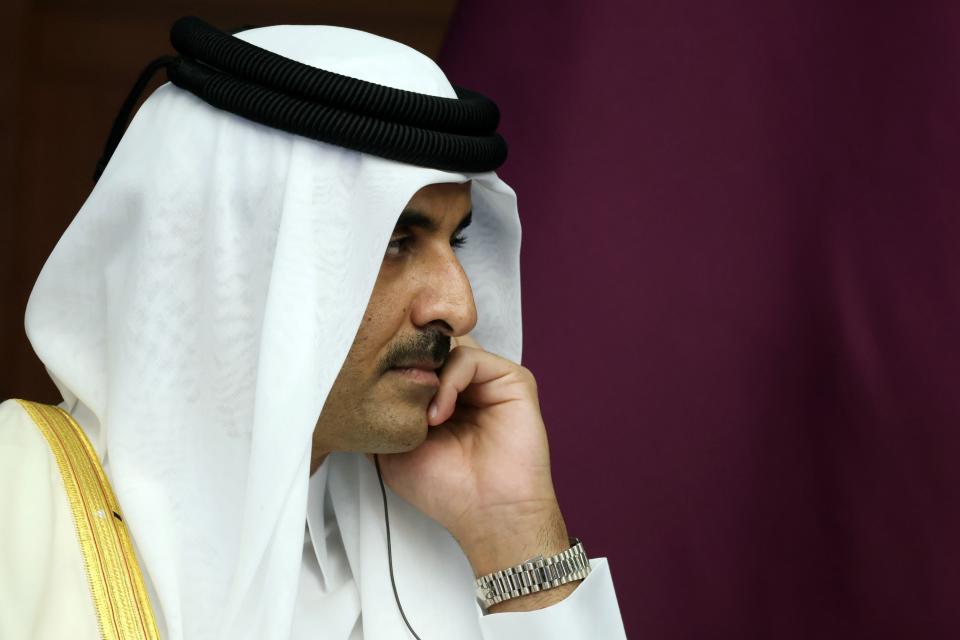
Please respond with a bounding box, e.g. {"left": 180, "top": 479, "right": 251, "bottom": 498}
{"left": 395, "top": 208, "right": 472, "bottom": 235}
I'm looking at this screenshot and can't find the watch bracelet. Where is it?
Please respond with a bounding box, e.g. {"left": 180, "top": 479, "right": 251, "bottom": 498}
{"left": 474, "top": 537, "right": 591, "bottom": 607}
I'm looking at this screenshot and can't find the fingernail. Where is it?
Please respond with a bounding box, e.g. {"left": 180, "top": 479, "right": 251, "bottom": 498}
{"left": 429, "top": 402, "right": 438, "bottom": 420}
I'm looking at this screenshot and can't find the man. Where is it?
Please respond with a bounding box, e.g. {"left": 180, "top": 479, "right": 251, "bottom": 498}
{"left": 0, "top": 17, "right": 626, "bottom": 640}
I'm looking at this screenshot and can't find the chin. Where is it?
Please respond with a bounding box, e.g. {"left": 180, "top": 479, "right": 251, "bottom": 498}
{"left": 366, "top": 406, "right": 429, "bottom": 453}
{"left": 388, "top": 420, "right": 429, "bottom": 453}
{"left": 388, "top": 436, "right": 426, "bottom": 454}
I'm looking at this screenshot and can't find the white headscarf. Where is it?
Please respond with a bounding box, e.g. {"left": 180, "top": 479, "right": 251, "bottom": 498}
{"left": 25, "top": 24, "right": 522, "bottom": 640}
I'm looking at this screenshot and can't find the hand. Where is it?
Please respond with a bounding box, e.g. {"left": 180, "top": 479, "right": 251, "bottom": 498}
{"left": 374, "top": 335, "right": 578, "bottom": 610}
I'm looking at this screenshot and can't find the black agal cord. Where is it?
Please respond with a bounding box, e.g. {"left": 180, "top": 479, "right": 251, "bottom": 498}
{"left": 94, "top": 16, "right": 508, "bottom": 181}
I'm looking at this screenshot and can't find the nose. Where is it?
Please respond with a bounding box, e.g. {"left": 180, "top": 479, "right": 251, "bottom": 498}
{"left": 409, "top": 248, "right": 478, "bottom": 338}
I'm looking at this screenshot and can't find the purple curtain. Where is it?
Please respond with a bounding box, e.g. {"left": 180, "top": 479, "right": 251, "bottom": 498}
{"left": 440, "top": 2, "right": 960, "bottom": 638}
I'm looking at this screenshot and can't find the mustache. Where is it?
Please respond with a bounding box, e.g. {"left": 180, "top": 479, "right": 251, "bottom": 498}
{"left": 382, "top": 328, "right": 450, "bottom": 371}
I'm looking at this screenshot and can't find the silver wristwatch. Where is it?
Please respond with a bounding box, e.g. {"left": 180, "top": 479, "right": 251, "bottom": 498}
{"left": 475, "top": 537, "right": 591, "bottom": 609}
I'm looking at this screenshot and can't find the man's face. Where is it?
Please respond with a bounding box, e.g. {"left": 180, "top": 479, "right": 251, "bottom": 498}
{"left": 312, "top": 181, "right": 477, "bottom": 467}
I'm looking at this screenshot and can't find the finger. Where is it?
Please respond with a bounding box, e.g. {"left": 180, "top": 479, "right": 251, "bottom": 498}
{"left": 453, "top": 333, "right": 483, "bottom": 349}
{"left": 430, "top": 346, "right": 515, "bottom": 425}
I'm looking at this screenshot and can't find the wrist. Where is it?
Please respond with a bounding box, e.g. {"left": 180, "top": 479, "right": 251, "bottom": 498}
{"left": 454, "top": 501, "right": 569, "bottom": 577}
{"left": 453, "top": 502, "right": 586, "bottom": 612}
{"left": 475, "top": 537, "right": 590, "bottom": 613}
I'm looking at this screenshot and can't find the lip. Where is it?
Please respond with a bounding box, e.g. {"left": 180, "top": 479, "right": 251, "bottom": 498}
{"left": 387, "top": 366, "right": 441, "bottom": 386}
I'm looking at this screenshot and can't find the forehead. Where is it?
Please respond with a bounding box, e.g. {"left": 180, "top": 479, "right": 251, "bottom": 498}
{"left": 402, "top": 182, "right": 472, "bottom": 220}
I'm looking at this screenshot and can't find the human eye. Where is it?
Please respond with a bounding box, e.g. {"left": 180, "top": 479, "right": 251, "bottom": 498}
{"left": 385, "top": 235, "right": 413, "bottom": 258}
{"left": 450, "top": 233, "right": 468, "bottom": 250}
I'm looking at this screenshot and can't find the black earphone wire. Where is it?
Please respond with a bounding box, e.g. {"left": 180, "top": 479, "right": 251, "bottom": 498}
{"left": 373, "top": 454, "right": 423, "bottom": 640}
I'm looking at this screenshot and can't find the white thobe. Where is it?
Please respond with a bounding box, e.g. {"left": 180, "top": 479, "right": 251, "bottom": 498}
{"left": 292, "top": 457, "right": 628, "bottom": 639}
{"left": 0, "top": 399, "right": 627, "bottom": 639}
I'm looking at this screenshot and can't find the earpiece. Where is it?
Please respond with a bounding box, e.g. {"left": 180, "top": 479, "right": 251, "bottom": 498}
{"left": 374, "top": 454, "right": 424, "bottom": 639}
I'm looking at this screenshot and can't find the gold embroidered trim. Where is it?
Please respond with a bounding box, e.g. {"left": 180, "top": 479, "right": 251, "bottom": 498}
{"left": 17, "top": 400, "right": 160, "bottom": 640}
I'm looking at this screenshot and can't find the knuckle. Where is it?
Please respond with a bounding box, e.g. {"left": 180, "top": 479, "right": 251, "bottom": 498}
{"left": 517, "top": 365, "right": 538, "bottom": 390}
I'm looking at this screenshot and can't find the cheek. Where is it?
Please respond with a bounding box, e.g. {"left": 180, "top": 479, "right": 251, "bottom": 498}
{"left": 360, "top": 269, "right": 413, "bottom": 359}
{"left": 364, "top": 278, "right": 410, "bottom": 338}
{"left": 353, "top": 299, "right": 407, "bottom": 361}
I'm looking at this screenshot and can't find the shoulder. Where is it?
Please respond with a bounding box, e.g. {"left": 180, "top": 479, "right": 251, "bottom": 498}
{"left": 0, "top": 399, "right": 101, "bottom": 640}
{"left": 0, "top": 399, "right": 69, "bottom": 506}
{"left": 0, "top": 398, "right": 61, "bottom": 489}
{"left": 0, "top": 398, "right": 65, "bottom": 598}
